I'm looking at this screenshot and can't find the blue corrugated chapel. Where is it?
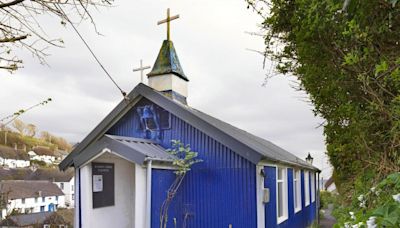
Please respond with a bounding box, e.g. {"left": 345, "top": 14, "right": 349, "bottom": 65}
{"left": 60, "top": 24, "right": 320, "bottom": 228}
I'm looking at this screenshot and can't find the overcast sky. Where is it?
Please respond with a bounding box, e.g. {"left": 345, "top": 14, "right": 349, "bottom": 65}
{"left": 0, "top": 0, "right": 332, "bottom": 178}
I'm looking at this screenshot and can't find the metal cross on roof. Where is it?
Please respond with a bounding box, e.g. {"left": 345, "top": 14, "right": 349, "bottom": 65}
{"left": 132, "top": 59, "right": 151, "bottom": 83}
{"left": 157, "top": 8, "right": 180, "bottom": 41}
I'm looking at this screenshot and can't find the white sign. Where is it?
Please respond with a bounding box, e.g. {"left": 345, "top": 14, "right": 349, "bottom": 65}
{"left": 93, "top": 175, "right": 103, "bottom": 192}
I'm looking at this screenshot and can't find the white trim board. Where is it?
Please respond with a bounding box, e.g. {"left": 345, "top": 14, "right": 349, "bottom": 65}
{"left": 256, "top": 165, "right": 265, "bottom": 228}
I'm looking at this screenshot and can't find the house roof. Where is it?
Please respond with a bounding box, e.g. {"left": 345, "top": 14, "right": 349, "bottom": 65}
{"left": 0, "top": 145, "right": 29, "bottom": 161}
{"left": 28, "top": 168, "right": 74, "bottom": 182}
{"left": 53, "top": 149, "right": 69, "bottom": 157}
{"left": 0, "top": 167, "right": 73, "bottom": 182}
{"left": 324, "top": 176, "right": 335, "bottom": 189}
{"left": 73, "top": 134, "right": 174, "bottom": 167}
{"left": 147, "top": 40, "right": 188, "bottom": 81}
{"left": 0, "top": 212, "right": 53, "bottom": 226}
{"left": 0, "top": 180, "right": 64, "bottom": 199}
{"left": 0, "top": 211, "right": 68, "bottom": 226}
{"left": 33, "top": 146, "right": 55, "bottom": 156}
{"left": 59, "top": 83, "right": 319, "bottom": 171}
{"left": 0, "top": 167, "right": 32, "bottom": 180}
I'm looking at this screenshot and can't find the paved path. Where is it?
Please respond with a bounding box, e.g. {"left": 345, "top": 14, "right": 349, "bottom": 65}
{"left": 320, "top": 204, "right": 336, "bottom": 228}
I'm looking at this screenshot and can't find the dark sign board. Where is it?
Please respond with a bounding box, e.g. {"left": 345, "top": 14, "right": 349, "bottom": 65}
{"left": 92, "top": 162, "right": 114, "bottom": 208}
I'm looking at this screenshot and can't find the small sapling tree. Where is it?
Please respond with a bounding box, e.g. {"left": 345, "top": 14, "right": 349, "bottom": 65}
{"left": 160, "top": 140, "right": 202, "bottom": 228}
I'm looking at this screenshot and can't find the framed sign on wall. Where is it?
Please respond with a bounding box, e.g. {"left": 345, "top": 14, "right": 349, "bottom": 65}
{"left": 92, "top": 162, "right": 115, "bottom": 208}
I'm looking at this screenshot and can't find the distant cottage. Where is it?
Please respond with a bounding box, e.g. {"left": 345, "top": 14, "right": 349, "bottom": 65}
{"left": 60, "top": 12, "right": 320, "bottom": 228}
{"left": 0, "top": 180, "right": 65, "bottom": 219}
{"left": 28, "top": 147, "right": 57, "bottom": 165}
{"left": 0, "top": 145, "right": 30, "bottom": 168}
{"left": 27, "top": 168, "right": 75, "bottom": 208}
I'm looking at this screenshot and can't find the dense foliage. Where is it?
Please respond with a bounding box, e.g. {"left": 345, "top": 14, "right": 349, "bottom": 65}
{"left": 0, "top": 128, "right": 72, "bottom": 152}
{"left": 333, "top": 172, "right": 400, "bottom": 227}
{"left": 320, "top": 191, "right": 337, "bottom": 209}
{"left": 246, "top": 0, "right": 400, "bottom": 194}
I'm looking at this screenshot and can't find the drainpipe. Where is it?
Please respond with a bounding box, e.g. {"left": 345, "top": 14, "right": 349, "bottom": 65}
{"left": 78, "top": 168, "right": 82, "bottom": 228}
{"left": 145, "top": 160, "right": 152, "bottom": 228}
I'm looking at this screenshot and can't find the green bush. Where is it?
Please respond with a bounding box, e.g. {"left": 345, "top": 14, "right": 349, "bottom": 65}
{"left": 333, "top": 172, "right": 400, "bottom": 227}
{"left": 320, "top": 191, "right": 336, "bottom": 209}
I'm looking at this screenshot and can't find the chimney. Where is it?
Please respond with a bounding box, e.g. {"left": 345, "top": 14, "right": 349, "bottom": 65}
{"left": 147, "top": 40, "right": 188, "bottom": 104}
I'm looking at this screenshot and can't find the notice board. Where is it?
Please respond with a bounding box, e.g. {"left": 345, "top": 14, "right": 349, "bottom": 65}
{"left": 92, "top": 162, "right": 114, "bottom": 208}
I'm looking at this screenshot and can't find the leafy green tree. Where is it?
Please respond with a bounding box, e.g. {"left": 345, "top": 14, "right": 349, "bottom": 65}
{"left": 246, "top": 0, "right": 400, "bottom": 192}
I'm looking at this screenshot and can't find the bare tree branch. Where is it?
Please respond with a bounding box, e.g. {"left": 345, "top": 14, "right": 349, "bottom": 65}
{"left": 0, "top": 0, "right": 25, "bottom": 9}
{"left": 0, "top": 35, "right": 27, "bottom": 42}
{"left": 0, "top": 0, "right": 113, "bottom": 73}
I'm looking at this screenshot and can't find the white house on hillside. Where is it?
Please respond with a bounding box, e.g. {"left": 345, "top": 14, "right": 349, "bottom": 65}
{"left": 54, "top": 176, "right": 74, "bottom": 208}
{"left": 0, "top": 145, "right": 30, "bottom": 168}
{"left": 28, "top": 147, "right": 56, "bottom": 165}
{"left": 28, "top": 168, "right": 75, "bottom": 208}
{"left": 0, "top": 180, "right": 65, "bottom": 219}
{"left": 53, "top": 150, "right": 70, "bottom": 165}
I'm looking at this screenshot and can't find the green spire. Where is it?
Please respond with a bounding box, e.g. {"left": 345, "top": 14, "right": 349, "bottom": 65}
{"left": 147, "top": 40, "right": 188, "bottom": 81}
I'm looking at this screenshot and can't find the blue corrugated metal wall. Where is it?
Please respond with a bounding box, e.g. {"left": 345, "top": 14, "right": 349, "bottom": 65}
{"left": 108, "top": 99, "right": 257, "bottom": 228}
{"left": 264, "top": 166, "right": 316, "bottom": 228}
{"left": 264, "top": 166, "right": 277, "bottom": 228}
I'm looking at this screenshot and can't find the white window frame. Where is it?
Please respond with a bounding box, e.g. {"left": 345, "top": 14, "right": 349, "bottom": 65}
{"left": 311, "top": 172, "right": 316, "bottom": 203}
{"left": 293, "top": 169, "right": 302, "bottom": 213}
{"left": 304, "top": 170, "right": 310, "bottom": 206}
{"left": 276, "top": 167, "right": 288, "bottom": 224}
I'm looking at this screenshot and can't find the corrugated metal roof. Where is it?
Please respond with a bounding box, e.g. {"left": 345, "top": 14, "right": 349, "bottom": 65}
{"left": 72, "top": 135, "right": 174, "bottom": 167}
{"left": 106, "top": 135, "right": 174, "bottom": 161}
{"left": 183, "top": 107, "right": 313, "bottom": 168}
{"left": 60, "top": 83, "right": 319, "bottom": 171}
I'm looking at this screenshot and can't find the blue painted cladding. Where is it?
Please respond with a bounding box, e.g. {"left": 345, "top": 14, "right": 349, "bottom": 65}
{"left": 264, "top": 166, "right": 317, "bottom": 228}
{"left": 264, "top": 166, "right": 277, "bottom": 228}
{"left": 108, "top": 99, "right": 257, "bottom": 228}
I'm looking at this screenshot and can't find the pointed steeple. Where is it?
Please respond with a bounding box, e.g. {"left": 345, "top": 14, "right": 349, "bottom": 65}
{"left": 147, "top": 8, "right": 189, "bottom": 104}
{"left": 147, "top": 40, "right": 188, "bottom": 81}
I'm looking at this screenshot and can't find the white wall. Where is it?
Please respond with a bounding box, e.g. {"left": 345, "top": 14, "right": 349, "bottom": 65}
{"left": 0, "top": 157, "right": 30, "bottom": 168}
{"left": 79, "top": 152, "right": 144, "bottom": 228}
{"left": 148, "top": 73, "right": 188, "bottom": 97}
{"left": 3, "top": 195, "right": 65, "bottom": 219}
{"left": 134, "top": 163, "right": 147, "bottom": 228}
{"left": 55, "top": 177, "right": 75, "bottom": 208}
{"left": 31, "top": 155, "right": 56, "bottom": 164}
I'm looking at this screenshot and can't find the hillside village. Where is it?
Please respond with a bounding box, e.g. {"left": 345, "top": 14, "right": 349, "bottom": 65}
{"left": 0, "top": 121, "right": 74, "bottom": 227}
